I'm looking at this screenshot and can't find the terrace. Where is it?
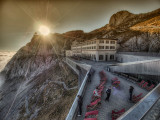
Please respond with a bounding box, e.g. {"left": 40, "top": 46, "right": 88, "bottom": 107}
{"left": 75, "top": 60, "right": 148, "bottom": 120}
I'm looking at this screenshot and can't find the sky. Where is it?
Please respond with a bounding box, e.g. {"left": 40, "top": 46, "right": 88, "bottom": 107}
{"left": 0, "top": 0, "right": 160, "bottom": 51}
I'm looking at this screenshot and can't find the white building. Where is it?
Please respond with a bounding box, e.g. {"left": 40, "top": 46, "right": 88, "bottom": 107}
{"left": 69, "top": 38, "right": 118, "bottom": 61}
{"left": 65, "top": 50, "right": 73, "bottom": 57}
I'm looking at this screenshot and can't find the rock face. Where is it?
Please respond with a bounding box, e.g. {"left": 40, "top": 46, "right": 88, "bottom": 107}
{"left": 120, "top": 33, "right": 160, "bottom": 52}
{"left": 109, "top": 10, "right": 134, "bottom": 27}
{"left": 91, "top": 8, "right": 160, "bottom": 52}
{"left": 130, "top": 15, "right": 160, "bottom": 33}
{"left": 0, "top": 33, "right": 78, "bottom": 120}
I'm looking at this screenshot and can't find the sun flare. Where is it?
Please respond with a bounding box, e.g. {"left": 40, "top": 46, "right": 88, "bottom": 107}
{"left": 39, "top": 25, "right": 50, "bottom": 36}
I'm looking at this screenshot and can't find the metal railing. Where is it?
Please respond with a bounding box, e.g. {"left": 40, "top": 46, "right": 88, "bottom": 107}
{"left": 65, "top": 57, "right": 91, "bottom": 120}
{"left": 118, "top": 83, "right": 160, "bottom": 120}
{"left": 117, "top": 52, "right": 160, "bottom": 57}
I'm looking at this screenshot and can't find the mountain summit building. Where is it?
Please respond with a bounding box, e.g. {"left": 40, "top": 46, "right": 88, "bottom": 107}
{"left": 66, "top": 38, "right": 118, "bottom": 61}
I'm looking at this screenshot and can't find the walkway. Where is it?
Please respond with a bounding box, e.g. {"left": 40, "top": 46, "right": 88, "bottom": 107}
{"left": 75, "top": 60, "right": 148, "bottom": 120}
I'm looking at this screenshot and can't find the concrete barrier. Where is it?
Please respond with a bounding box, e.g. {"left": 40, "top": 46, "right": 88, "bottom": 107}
{"left": 65, "top": 57, "right": 91, "bottom": 120}
{"left": 118, "top": 83, "right": 160, "bottom": 120}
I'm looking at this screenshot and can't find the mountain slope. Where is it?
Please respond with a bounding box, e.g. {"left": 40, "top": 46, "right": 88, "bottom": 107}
{"left": 90, "top": 8, "right": 160, "bottom": 52}
{"left": 0, "top": 33, "right": 78, "bottom": 120}
{"left": 130, "top": 15, "right": 160, "bottom": 33}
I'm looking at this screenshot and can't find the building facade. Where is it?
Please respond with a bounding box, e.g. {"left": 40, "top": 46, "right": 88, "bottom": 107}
{"left": 65, "top": 50, "right": 73, "bottom": 57}
{"left": 69, "top": 38, "right": 118, "bottom": 61}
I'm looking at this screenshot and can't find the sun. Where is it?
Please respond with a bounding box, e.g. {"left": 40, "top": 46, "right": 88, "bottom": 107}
{"left": 39, "top": 25, "right": 50, "bottom": 36}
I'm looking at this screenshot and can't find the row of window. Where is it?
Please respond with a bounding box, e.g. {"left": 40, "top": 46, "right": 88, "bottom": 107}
{"left": 74, "top": 46, "right": 116, "bottom": 50}
{"left": 99, "top": 46, "right": 115, "bottom": 50}
{"left": 99, "top": 55, "right": 115, "bottom": 60}
{"left": 79, "top": 54, "right": 115, "bottom": 61}
{"left": 84, "top": 40, "right": 116, "bottom": 45}
{"left": 82, "top": 46, "right": 96, "bottom": 50}
{"left": 86, "top": 41, "right": 96, "bottom": 45}
{"left": 99, "top": 40, "right": 115, "bottom": 44}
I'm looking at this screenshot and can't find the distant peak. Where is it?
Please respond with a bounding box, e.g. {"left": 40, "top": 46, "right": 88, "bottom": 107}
{"left": 109, "top": 10, "right": 134, "bottom": 27}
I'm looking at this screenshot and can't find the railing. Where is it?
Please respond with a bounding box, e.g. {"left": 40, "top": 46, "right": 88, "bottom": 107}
{"left": 65, "top": 57, "right": 91, "bottom": 120}
{"left": 117, "top": 52, "right": 160, "bottom": 57}
{"left": 117, "top": 83, "right": 160, "bottom": 120}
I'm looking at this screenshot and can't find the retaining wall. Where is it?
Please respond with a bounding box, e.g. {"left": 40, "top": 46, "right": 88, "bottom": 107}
{"left": 65, "top": 57, "right": 91, "bottom": 120}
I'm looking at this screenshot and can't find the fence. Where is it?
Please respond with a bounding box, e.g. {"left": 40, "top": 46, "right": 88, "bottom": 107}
{"left": 117, "top": 52, "right": 160, "bottom": 57}
{"left": 65, "top": 57, "right": 91, "bottom": 120}
{"left": 118, "top": 83, "right": 160, "bottom": 120}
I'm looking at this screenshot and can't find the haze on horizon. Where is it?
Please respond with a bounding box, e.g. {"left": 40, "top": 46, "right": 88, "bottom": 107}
{"left": 0, "top": 0, "right": 160, "bottom": 51}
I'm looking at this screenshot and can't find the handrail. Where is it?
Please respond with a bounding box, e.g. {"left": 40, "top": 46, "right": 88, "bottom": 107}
{"left": 117, "top": 52, "right": 160, "bottom": 57}
{"left": 117, "top": 83, "right": 160, "bottom": 120}
{"left": 65, "top": 57, "right": 91, "bottom": 120}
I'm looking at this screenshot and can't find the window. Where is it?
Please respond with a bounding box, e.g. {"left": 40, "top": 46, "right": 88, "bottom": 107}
{"left": 110, "top": 46, "right": 115, "bottom": 49}
{"left": 94, "top": 46, "right": 96, "bottom": 49}
{"left": 106, "top": 41, "right": 109, "bottom": 44}
{"left": 106, "top": 46, "right": 109, "bottom": 49}
{"left": 99, "top": 40, "right": 104, "bottom": 43}
{"left": 110, "top": 41, "right": 115, "bottom": 44}
{"left": 110, "top": 55, "right": 114, "bottom": 60}
{"left": 92, "top": 41, "right": 95, "bottom": 44}
{"left": 99, "top": 55, "right": 104, "bottom": 60}
{"left": 99, "top": 46, "right": 104, "bottom": 49}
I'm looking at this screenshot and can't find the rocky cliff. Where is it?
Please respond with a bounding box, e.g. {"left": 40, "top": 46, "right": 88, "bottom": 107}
{"left": 0, "top": 33, "right": 78, "bottom": 120}
{"left": 109, "top": 10, "right": 135, "bottom": 27}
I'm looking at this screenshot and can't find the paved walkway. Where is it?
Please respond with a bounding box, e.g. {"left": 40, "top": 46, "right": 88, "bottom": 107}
{"left": 76, "top": 60, "right": 148, "bottom": 120}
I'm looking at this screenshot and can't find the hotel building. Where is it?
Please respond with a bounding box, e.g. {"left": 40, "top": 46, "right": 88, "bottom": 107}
{"left": 66, "top": 38, "right": 118, "bottom": 61}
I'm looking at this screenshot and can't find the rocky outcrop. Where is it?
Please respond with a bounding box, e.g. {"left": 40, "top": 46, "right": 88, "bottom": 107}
{"left": 0, "top": 33, "right": 78, "bottom": 120}
{"left": 119, "top": 33, "right": 160, "bottom": 52}
{"left": 91, "top": 8, "right": 160, "bottom": 52}
{"left": 109, "top": 10, "right": 134, "bottom": 27}
{"left": 130, "top": 15, "right": 160, "bottom": 33}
